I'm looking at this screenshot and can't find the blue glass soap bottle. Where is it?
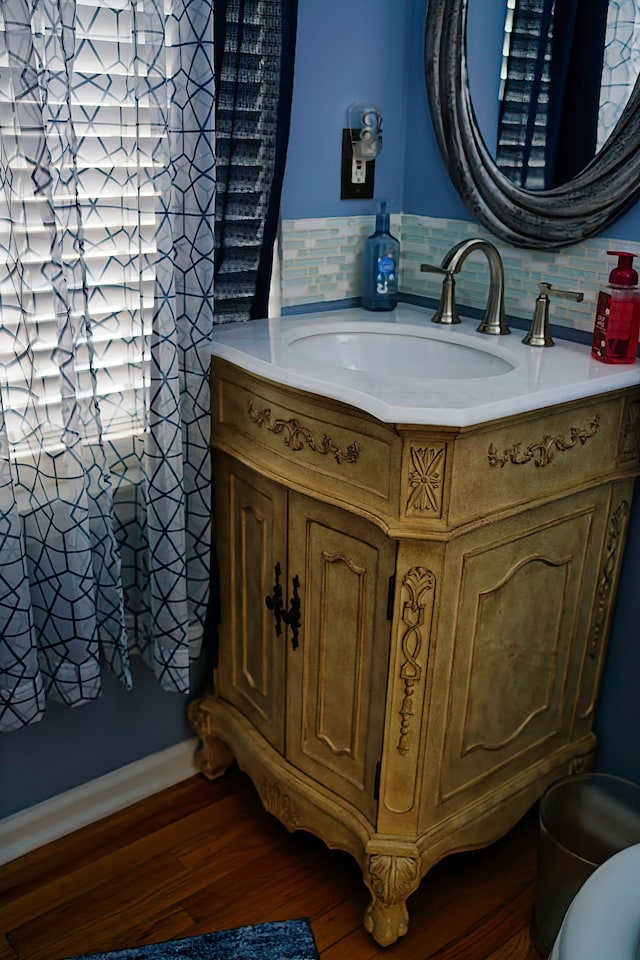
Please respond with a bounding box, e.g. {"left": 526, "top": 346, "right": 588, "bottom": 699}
{"left": 362, "top": 201, "right": 400, "bottom": 311}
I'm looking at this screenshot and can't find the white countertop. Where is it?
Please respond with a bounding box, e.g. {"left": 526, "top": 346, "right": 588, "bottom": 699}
{"left": 206, "top": 304, "right": 640, "bottom": 426}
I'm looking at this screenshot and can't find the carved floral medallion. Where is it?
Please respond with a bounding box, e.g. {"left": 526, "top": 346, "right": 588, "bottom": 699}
{"left": 406, "top": 445, "right": 445, "bottom": 514}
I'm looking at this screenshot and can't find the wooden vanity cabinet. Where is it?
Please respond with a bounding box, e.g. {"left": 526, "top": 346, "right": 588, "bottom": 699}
{"left": 189, "top": 359, "right": 640, "bottom": 947}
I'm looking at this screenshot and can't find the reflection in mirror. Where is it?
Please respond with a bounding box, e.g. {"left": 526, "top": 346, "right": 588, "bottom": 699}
{"left": 425, "top": 0, "right": 640, "bottom": 249}
{"left": 488, "top": 0, "right": 640, "bottom": 190}
{"left": 597, "top": 2, "right": 640, "bottom": 145}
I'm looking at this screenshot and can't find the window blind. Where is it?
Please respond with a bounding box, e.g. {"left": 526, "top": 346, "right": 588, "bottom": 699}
{"left": 214, "top": 0, "right": 297, "bottom": 324}
{"left": 0, "top": 0, "right": 165, "bottom": 454}
{"left": 496, "top": 0, "right": 552, "bottom": 190}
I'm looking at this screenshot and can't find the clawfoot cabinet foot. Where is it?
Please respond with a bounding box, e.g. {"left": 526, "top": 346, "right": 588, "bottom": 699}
{"left": 363, "top": 853, "right": 421, "bottom": 946}
{"left": 187, "top": 695, "right": 234, "bottom": 780}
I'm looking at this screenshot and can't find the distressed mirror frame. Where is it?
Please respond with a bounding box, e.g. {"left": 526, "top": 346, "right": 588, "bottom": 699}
{"left": 425, "top": 0, "right": 640, "bottom": 250}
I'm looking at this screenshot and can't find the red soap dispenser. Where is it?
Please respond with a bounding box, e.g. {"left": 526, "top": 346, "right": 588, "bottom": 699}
{"left": 591, "top": 251, "right": 640, "bottom": 364}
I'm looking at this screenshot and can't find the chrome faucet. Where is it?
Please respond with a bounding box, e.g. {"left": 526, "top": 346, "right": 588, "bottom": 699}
{"left": 421, "top": 238, "right": 510, "bottom": 335}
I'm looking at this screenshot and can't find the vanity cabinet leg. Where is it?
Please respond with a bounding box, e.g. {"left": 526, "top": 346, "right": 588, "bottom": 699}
{"left": 188, "top": 695, "right": 234, "bottom": 780}
{"left": 363, "top": 852, "right": 421, "bottom": 946}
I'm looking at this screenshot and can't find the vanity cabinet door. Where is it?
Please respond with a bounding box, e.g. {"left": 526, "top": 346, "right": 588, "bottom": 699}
{"left": 215, "top": 453, "right": 288, "bottom": 753}
{"left": 426, "top": 489, "right": 610, "bottom": 821}
{"left": 285, "top": 493, "right": 396, "bottom": 823}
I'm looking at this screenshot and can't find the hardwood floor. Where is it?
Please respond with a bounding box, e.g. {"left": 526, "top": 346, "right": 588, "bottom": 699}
{"left": 0, "top": 766, "right": 544, "bottom": 960}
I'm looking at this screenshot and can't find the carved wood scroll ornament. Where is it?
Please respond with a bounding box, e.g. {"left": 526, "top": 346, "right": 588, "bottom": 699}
{"left": 397, "top": 567, "right": 436, "bottom": 755}
{"left": 619, "top": 399, "right": 640, "bottom": 462}
{"left": 488, "top": 416, "right": 600, "bottom": 468}
{"left": 248, "top": 401, "right": 359, "bottom": 464}
{"left": 590, "top": 499, "right": 629, "bottom": 659}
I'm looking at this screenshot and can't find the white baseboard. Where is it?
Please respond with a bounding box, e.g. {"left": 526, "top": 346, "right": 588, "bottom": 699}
{"left": 0, "top": 738, "right": 198, "bottom": 866}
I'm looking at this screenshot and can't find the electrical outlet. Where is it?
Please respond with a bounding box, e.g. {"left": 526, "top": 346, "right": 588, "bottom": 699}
{"left": 352, "top": 156, "right": 367, "bottom": 184}
{"left": 340, "top": 128, "right": 375, "bottom": 199}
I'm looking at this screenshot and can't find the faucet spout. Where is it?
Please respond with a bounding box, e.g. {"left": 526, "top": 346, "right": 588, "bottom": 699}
{"left": 441, "top": 239, "right": 510, "bottom": 335}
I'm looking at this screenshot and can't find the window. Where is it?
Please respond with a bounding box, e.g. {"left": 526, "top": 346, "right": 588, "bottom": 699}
{"left": 0, "top": 0, "right": 165, "bottom": 456}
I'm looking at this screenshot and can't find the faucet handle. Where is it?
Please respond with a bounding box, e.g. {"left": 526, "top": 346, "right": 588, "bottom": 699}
{"left": 420, "top": 262, "right": 447, "bottom": 276}
{"left": 420, "top": 263, "right": 460, "bottom": 324}
{"left": 545, "top": 281, "right": 584, "bottom": 302}
{"left": 523, "top": 282, "right": 584, "bottom": 348}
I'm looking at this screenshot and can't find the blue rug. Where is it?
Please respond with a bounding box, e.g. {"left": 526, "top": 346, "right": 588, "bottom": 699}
{"left": 65, "top": 919, "right": 320, "bottom": 959}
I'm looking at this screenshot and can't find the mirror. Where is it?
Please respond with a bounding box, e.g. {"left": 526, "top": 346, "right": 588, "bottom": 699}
{"left": 425, "top": 0, "right": 640, "bottom": 249}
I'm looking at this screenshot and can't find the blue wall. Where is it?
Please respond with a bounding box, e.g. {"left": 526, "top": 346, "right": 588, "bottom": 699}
{"left": 1, "top": 658, "right": 210, "bottom": 817}
{"left": 594, "top": 493, "right": 640, "bottom": 780}
{"left": 281, "top": 0, "right": 409, "bottom": 219}
{"left": 2, "top": 0, "right": 638, "bottom": 821}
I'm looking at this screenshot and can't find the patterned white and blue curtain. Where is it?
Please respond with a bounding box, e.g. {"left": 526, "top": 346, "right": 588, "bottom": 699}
{"left": 0, "top": 0, "right": 215, "bottom": 730}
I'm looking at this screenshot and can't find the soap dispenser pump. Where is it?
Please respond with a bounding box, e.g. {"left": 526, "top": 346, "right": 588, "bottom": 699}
{"left": 362, "top": 201, "right": 400, "bottom": 311}
{"left": 591, "top": 251, "right": 640, "bottom": 364}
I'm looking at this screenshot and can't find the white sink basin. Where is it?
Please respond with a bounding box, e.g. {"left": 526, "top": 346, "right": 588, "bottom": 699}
{"left": 287, "top": 329, "right": 514, "bottom": 379}
{"left": 206, "top": 305, "right": 640, "bottom": 426}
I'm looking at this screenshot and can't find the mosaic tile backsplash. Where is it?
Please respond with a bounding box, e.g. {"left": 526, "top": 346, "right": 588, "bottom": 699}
{"left": 279, "top": 213, "right": 640, "bottom": 335}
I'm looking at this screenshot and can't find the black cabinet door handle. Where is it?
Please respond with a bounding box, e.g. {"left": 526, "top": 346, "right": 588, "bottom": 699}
{"left": 282, "top": 575, "right": 301, "bottom": 651}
